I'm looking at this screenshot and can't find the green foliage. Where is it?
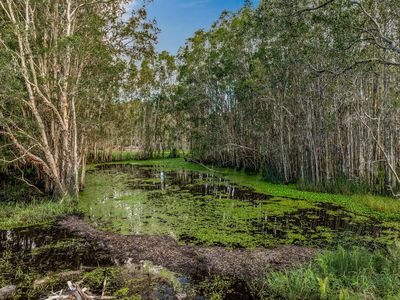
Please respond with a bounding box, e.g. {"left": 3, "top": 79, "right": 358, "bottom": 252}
{"left": 297, "top": 178, "right": 372, "bottom": 197}
{"left": 352, "top": 194, "right": 400, "bottom": 215}
{"left": 192, "top": 276, "right": 236, "bottom": 300}
{"left": 0, "top": 200, "right": 76, "bottom": 230}
{"left": 173, "top": 0, "right": 400, "bottom": 196}
{"left": 0, "top": 0, "right": 159, "bottom": 197}
{"left": 81, "top": 268, "right": 121, "bottom": 295}
{"left": 259, "top": 243, "right": 400, "bottom": 299}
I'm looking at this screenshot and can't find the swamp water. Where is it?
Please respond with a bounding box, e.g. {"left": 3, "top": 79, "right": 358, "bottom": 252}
{"left": 0, "top": 226, "right": 198, "bottom": 299}
{"left": 0, "top": 225, "right": 114, "bottom": 298}
{"left": 79, "top": 164, "right": 399, "bottom": 248}
{"left": 1, "top": 163, "right": 399, "bottom": 299}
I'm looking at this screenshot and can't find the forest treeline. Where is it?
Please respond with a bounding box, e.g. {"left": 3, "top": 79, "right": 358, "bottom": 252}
{"left": 129, "top": 0, "right": 400, "bottom": 195}
{"left": 1, "top": 0, "right": 400, "bottom": 197}
{"left": 174, "top": 0, "right": 400, "bottom": 195}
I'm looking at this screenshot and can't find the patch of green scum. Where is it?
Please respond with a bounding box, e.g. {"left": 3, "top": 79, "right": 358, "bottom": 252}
{"left": 79, "top": 171, "right": 131, "bottom": 200}
{"left": 191, "top": 178, "right": 233, "bottom": 187}
{"left": 79, "top": 180, "right": 328, "bottom": 247}
{"left": 91, "top": 158, "right": 400, "bottom": 221}
{"left": 0, "top": 200, "right": 76, "bottom": 230}
{"left": 261, "top": 198, "right": 318, "bottom": 216}
{"left": 82, "top": 160, "right": 400, "bottom": 248}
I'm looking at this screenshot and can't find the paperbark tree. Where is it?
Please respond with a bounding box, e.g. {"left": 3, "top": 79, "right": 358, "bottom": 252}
{"left": 0, "top": 0, "right": 157, "bottom": 198}
{"left": 173, "top": 0, "right": 400, "bottom": 195}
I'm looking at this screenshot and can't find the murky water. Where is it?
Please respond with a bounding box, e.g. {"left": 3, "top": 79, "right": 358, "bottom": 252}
{"left": 0, "top": 225, "right": 113, "bottom": 274}
{"left": 79, "top": 164, "right": 399, "bottom": 248}
{"left": 0, "top": 224, "right": 115, "bottom": 299}
{"left": 0, "top": 225, "right": 198, "bottom": 299}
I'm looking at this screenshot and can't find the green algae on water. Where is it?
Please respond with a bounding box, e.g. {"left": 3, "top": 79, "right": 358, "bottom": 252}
{"left": 79, "top": 163, "right": 399, "bottom": 248}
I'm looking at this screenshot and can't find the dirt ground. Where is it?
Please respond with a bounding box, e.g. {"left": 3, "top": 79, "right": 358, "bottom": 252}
{"left": 60, "top": 216, "right": 318, "bottom": 278}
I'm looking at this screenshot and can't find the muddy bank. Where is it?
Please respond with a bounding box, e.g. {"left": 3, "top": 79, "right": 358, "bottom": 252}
{"left": 60, "top": 216, "right": 318, "bottom": 278}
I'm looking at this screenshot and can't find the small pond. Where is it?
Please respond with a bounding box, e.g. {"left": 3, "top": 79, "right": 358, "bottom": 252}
{"left": 79, "top": 164, "right": 399, "bottom": 248}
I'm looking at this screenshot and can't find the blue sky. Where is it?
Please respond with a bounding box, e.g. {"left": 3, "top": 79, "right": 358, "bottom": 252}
{"left": 136, "top": 0, "right": 256, "bottom": 54}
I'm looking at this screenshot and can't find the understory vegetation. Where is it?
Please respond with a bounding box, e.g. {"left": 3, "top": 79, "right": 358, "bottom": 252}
{"left": 59, "top": 0, "right": 400, "bottom": 200}
{"left": 0, "top": 200, "right": 75, "bottom": 230}
{"left": 259, "top": 243, "right": 400, "bottom": 299}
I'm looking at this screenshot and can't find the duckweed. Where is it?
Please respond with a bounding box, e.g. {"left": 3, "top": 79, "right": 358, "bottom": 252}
{"left": 79, "top": 163, "right": 400, "bottom": 248}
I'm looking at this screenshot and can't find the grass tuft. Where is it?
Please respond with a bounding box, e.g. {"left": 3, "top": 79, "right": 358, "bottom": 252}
{"left": 0, "top": 199, "right": 76, "bottom": 230}
{"left": 259, "top": 243, "right": 400, "bottom": 299}
{"left": 352, "top": 194, "right": 400, "bottom": 215}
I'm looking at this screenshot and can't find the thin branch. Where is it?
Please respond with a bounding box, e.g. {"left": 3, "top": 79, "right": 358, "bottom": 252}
{"left": 16, "top": 165, "right": 44, "bottom": 195}
{"left": 71, "top": 0, "right": 114, "bottom": 18}
{"left": 293, "top": 0, "right": 336, "bottom": 15}
{"left": 0, "top": 143, "right": 39, "bottom": 164}
{"left": 358, "top": 113, "right": 400, "bottom": 187}
{"left": 354, "top": 1, "right": 400, "bottom": 54}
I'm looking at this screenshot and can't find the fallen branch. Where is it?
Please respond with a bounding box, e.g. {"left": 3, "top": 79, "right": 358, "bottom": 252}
{"left": 101, "top": 276, "right": 107, "bottom": 297}
{"left": 44, "top": 280, "right": 116, "bottom": 300}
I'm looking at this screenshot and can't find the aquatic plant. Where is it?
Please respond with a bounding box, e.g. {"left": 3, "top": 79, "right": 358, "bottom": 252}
{"left": 80, "top": 163, "right": 400, "bottom": 248}
{"left": 124, "top": 158, "right": 400, "bottom": 221}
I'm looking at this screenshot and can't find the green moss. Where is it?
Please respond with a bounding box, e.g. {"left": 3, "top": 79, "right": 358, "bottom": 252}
{"left": 81, "top": 268, "right": 120, "bottom": 295}
{"left": 114, "top": 288, "right": 141, "bottom": 300}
